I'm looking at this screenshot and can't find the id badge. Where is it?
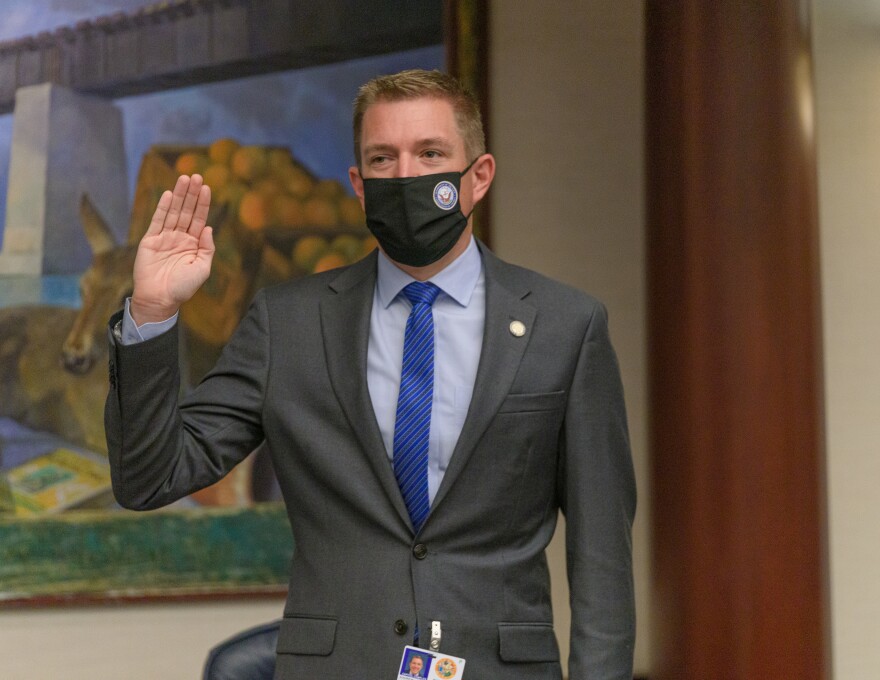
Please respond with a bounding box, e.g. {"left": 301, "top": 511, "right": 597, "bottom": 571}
{"left": 397, "top": 645, "right": 466, "bottom": 679}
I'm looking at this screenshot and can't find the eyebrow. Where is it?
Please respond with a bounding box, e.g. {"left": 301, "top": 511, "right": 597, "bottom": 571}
{"left": 416, "top": 137, "right": 455, "bottom": 150}
{"left": 363, "top": 137, "right": 456, "bottom": 157}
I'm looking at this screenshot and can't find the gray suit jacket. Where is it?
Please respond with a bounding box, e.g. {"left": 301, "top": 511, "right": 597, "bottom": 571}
{"left": 105, "top": 244, "right": 636, "bottom": 680}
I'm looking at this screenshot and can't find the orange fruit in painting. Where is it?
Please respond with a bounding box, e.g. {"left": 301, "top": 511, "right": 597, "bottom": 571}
{"left": 313, "top": 178, "right": 346, "bottom": 200}
{"left": 255, "top": 176, "right": 284, "bottom": 199}
{"left": 338, "top": 195, "right": 365, "bottom": 227}
{"left": 175, "top": 152, "right": 209, "bottom": 176}
{"left": 216, "top": 180, "right": 247, "bottom": 209}
{"left": 330, "top": 234, "right": 362, "bottom": 262}
{"left": 292, "top": 236, "right": 329, "bottom": 271}
{"left": 312, "top": 252, "right": 348, "bottom": 273}
{"left": 231, "top": 145, "right": 269, "bottom": 182}
{"left": 209, "top": 138, "right": 240, "bottom": 165}
{"left": 267, "top": 148, "right": 294, "bottom": 171}
{"left": 273, "top": 194, "right": 305, "bottom": 228}
{"left": 303, "top": 196, "right": 338, "bottom": 228}
{"left": 203, "top": 163, "right": 231, "bottom": 190}
{"left": 238, "top": 191, "right": 271, "bottom": 231}
{"left": 285, "top": 169, "right": 315, "bottom": 198}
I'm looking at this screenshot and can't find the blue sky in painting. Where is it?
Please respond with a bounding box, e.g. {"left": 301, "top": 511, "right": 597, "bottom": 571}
{"left": 0, "top": 0, "right": 444, "bottom": 251}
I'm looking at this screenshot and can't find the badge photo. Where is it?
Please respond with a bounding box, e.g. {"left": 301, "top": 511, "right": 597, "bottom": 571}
{"left": 398, "top": 647, "right": 432, "bottom": 679}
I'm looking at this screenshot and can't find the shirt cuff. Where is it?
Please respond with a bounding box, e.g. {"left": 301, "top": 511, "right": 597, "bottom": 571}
{"left": 120, "top": 298, "right": 178, "bottom": 345}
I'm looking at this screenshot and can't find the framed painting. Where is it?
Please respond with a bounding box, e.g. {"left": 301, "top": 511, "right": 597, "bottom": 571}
{"left": 0, "top": 0, "right": 488, "bottom": 605}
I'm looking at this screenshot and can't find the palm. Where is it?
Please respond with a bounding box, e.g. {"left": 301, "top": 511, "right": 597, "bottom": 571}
{"left": 131, "top": 175, "right": 215, "bottom": 323}
{"left": 135, "top": 228, "right": 211, "bottom": 305}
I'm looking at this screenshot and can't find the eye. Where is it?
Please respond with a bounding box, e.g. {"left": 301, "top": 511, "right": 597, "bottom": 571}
{"left": 423, "top": 150, "right": 441, "bottom": 159}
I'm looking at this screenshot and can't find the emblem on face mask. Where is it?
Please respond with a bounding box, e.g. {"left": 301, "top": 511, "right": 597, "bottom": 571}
{"left": 433, "top": 180, "right": 458, "bottom": 210}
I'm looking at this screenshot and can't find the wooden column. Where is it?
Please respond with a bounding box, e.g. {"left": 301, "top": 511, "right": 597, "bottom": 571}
{"left": 645, "top": 3, "right": 829, "bottom": 678}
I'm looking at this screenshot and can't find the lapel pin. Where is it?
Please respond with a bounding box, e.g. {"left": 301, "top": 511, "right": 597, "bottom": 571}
{"left": 509, "top": 320, "right": 526, "bottom": 337}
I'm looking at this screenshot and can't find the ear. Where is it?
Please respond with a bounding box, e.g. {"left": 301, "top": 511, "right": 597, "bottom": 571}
{"left": 468, "top": 153, "right": 496, "bottom": 204}
{"left": 79, "top": 193, "right": 118, "bottom": 256}
{"left": 348, "top": 166, "right": 365, "bottom": 209}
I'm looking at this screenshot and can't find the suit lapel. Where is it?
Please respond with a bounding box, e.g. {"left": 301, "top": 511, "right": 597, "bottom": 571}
{"left": 319, "top": 252, "right": 413, "bottom": 529}
{"left": 430, "top": 245, "right": 536, "bottom": 514}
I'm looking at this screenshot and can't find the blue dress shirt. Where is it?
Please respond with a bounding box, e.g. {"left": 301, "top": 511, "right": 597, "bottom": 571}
{"left": 121, "top": 237, "right": 485, "bottom": 504}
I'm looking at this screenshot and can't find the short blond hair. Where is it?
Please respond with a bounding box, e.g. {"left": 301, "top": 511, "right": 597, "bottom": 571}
{"left": 352, "top": 69, "right": 485, "bottom": 168}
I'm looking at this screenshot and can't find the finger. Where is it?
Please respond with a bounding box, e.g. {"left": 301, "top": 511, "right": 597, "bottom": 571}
{"left": 176, "top": 174, "right": 204, "bottom": 232}
{"left": 197, "top": 225, "right": 215, "bottom": 259}
{"left": 146, "top": 190, "right": 173, "bottom": 236}
{"left": 162, "top": 175, "right": 192, "bottom": 231}
{"left": 193, "top": 226, "right": 215, "bottom": 276}
{"left": 187, "top": 184, "right": 212, "bottom": 236}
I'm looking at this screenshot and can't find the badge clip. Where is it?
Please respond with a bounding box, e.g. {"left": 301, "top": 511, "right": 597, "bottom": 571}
{"left": 430, "top": 620, "right": 442, "bottom": 651}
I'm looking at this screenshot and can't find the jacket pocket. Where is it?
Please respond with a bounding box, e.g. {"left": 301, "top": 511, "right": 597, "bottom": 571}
{"left": 498, "top": 622, "right": 560, "bottom": 662}
{"left": 496, "top": 391, "right": 566, "bottom": 414}
{"left": 276, "top": 616, "right": 337, "bottom": 656}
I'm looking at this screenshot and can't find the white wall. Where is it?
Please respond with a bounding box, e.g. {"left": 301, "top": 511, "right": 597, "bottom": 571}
{"left": 489, "top": 0, "right": 649, "bottom": 675}
{"left": 0, "top": 600, "right": 284, "bottom": 680}
{"left": 813, "top": 1, "right": 880, "bottom": 677}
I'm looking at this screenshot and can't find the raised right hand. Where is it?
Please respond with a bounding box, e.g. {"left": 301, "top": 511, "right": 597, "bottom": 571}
{"left": 130, "top": 174, "right": 215, "bottom": 325}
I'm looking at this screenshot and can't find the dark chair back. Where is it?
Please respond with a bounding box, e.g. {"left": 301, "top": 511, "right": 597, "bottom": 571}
{"left": 202, "top": 619, "right": 281, "bottom": 680}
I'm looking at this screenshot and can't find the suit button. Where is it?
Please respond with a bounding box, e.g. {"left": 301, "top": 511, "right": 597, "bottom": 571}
{"left": 413, "top": 543, "right": 428, "bottom": 560}
{"left": 394, "top": 619, "right": 408, "bottom": 635}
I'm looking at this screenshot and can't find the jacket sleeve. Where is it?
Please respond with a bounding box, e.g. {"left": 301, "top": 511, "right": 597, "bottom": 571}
{"left": 104, "top": 290, "right": 270, "bottom": 510}
{"left": 559, "top": 302, "right": 637, "bottom": 679}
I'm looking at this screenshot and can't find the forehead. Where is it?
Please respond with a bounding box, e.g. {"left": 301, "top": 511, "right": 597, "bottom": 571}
{"left": 360, "top": 96, "right": 463, "bottom": 149}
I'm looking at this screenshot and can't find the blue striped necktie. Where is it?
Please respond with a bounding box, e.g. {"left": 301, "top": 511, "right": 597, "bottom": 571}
{"left": 393, "top": 281, "right": 442, "bottom": 533}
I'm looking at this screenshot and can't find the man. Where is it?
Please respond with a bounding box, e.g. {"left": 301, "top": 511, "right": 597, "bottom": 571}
{"left": 105, "top": 69, "right": 636, "bottom": 679}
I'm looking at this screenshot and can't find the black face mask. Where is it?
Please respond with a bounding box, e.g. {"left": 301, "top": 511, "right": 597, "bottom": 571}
{"left": 361, "top": 160, "right": 476, "bottom": 268}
